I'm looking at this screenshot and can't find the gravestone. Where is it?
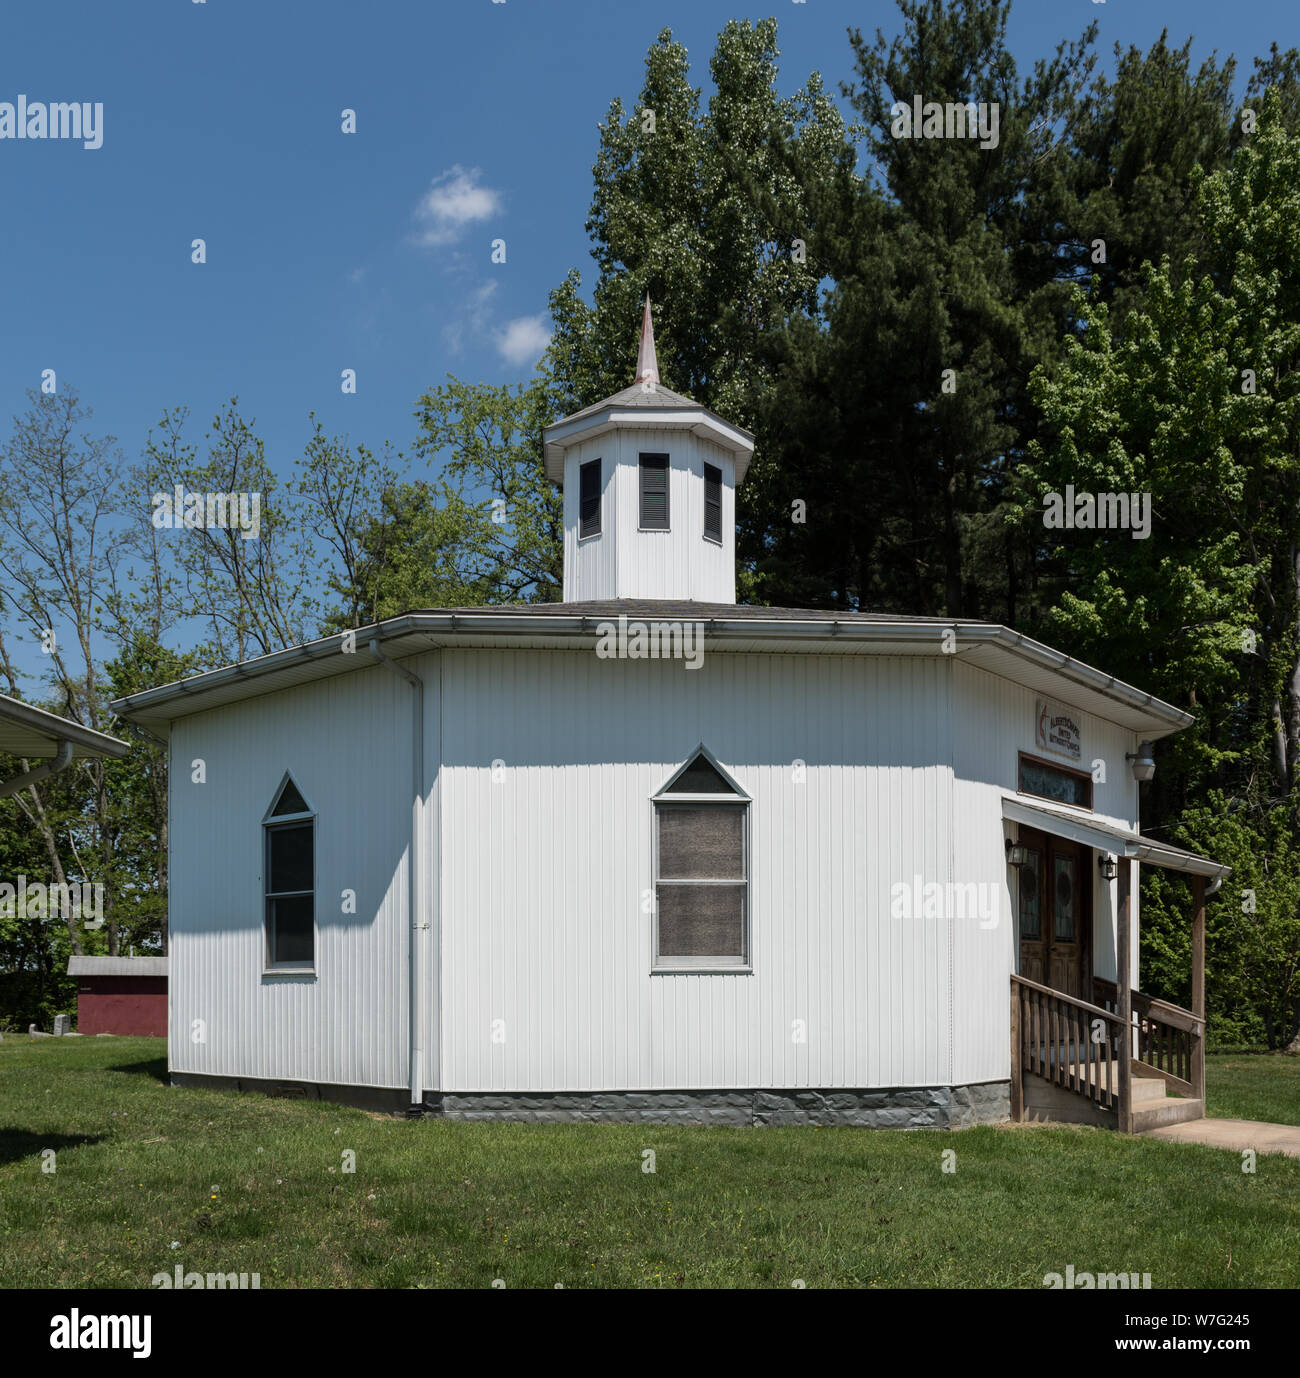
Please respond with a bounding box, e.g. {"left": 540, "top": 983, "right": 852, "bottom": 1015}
{"left": 53, "top": 1014, "right": 70, "bottom": 1036}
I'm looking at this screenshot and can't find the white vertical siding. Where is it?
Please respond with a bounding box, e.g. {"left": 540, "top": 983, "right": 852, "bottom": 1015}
{"left": 168, "top": 662, "right": 422, "bottom": 1089}
{"left": 562, "top": 429, "right": 736, "bottom": 603}
{"left": 166, "top": 636, "right": 1155, "bottom": 1098}
{"left": 562, "top": 435, "right": 618, "bottom": 602}
{"left": 438, "top": 648, "right": 952, "bottom": 1092}
{"left": 950, "top": 661, "right": 1141, "bottom": 1083}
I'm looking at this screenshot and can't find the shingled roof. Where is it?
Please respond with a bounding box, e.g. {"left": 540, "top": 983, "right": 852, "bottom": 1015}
{"left": 554, "top": 380, "right": 702, "bottom": 426}
{"left": 542, "top": 297, "right": 754, "bottom": 484}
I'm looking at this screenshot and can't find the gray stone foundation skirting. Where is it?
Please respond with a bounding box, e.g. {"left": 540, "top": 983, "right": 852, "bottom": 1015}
{"left": 170, "top": 1072, "right": 1010, "bottom": 1128}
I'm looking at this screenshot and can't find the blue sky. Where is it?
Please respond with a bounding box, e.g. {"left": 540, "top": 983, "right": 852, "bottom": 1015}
{"left": 1, "top": 0, "right": 1289, "bottom": 482}
{"left": 0, "top": 0, "right": 1292, "bottom": 685}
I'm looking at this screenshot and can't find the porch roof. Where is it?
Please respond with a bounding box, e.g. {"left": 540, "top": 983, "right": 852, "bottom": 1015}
{"left": 1002, "top": 798, "right": 1230, "bottom": 880}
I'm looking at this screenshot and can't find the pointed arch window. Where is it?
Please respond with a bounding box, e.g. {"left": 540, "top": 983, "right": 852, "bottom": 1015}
{"left": 263, "top": 774, "right": 315, "bottom": 970}
{"left": 652, "top": 748, "right": 750, "bottom": 971}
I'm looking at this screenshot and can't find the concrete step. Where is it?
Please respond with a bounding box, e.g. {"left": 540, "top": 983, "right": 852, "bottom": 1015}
{"left": 1131, "top": 1075, "right": 1169, "bottom": 1105}
{"left": 1060, "top": 1063, "right": 1168, "bottom": 1103}
{"left": 1132, "top": 1097, "right": 1204, "bottom": 1132}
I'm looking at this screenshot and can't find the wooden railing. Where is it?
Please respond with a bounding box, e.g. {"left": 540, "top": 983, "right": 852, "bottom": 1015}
{"left": 1011, "top": 975, "right": 1126, "bottom": 1118}
{"left": 1093, "top": 978, "right": 1204, "bottom": 1100}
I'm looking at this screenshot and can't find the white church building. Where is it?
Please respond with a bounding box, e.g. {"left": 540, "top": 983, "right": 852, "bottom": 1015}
{"left": 114, "top": 300, "right": 1227, "bottom": 1131}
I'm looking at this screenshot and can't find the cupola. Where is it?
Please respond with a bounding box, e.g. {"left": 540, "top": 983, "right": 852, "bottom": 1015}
{"left": 542, "top": 296, "right": 754, "bottom": 603}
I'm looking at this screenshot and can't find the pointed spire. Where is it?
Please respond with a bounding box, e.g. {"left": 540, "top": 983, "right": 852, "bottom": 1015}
{"left": 635, "top": 292, "right": 660, "bottom": 386}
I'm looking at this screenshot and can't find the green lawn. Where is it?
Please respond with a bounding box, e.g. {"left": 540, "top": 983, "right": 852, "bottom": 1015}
{"left": 1, "top": 1036, "right": 1297, "bottom": 1289}
{"left": 1205, "top": 1052, "right": 1300, "bottom": 1126}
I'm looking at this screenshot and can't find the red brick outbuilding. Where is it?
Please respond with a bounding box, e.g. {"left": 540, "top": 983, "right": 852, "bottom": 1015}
{"left": 68, "top": 955, "right": 167, "bottom": 1036}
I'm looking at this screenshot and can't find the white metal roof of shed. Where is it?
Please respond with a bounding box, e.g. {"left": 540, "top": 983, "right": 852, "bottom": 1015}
{"left": 68, "top": 955, "right": 168, "bottom": 977}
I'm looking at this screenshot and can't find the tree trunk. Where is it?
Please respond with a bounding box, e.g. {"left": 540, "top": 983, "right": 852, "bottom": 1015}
{"left": 17, "top": 775, "right": 82, "bottom": 957}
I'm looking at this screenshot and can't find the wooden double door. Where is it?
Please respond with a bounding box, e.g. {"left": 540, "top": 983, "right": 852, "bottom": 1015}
{"left": 1016, "top": 826, "right": 1091, "bottom": 999}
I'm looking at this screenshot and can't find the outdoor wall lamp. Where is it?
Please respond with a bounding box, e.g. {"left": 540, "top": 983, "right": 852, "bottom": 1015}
{"left": 1005, "top": 839, "right": 1030, "bottom": 867}
{"left": 1126, "top": 740, "right": 1156, "bottom": 782}
{"left": 1098, "top": 854, "right": 1118, "bottom": 882}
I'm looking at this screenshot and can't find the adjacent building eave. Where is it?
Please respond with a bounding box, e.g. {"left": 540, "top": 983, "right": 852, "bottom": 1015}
{"left": 0, "top": 692, "right": 130, "bottom": 761}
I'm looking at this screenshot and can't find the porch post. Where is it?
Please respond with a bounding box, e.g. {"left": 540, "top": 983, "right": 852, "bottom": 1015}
{"left": 1192, "top": 874, "right": 1206, "bottom": 1104}
{"left": 1116, "top": 858, "right": 1133, "bottom": 1132}
{"left": 1009, "top": 979, "right": 1023, "bottom": 1123}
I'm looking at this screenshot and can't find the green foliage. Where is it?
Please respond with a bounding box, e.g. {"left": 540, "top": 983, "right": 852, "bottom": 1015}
{"left": 546, "top": 18, "right": 851, "bottom": 605}
{"left": 1143, "top": 798, "right": 1300, "bottom": 1049}
{"left": 413, "top": 376, "right": 564, "bottom": 603}
{"left": 1015, "top": 93, "right": 1300, "bottom": 1044}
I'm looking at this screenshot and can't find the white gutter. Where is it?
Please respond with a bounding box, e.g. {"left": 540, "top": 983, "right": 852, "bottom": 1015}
{"left": 368, "top": 640, "right": 426, "bottom": 1108}
{"left": 111, "top": 612, "right": 1193, "bottom": 737}
{"left": 979, "top": 625, "right": 1193, "bottom": 730}
{"left": 0, "top": 739, "right": 75, "bottom": 799}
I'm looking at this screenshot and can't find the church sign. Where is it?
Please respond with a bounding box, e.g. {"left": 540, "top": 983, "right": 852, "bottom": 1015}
{"left": 1035, "top": 699, "right": 1081, "bottom": 762}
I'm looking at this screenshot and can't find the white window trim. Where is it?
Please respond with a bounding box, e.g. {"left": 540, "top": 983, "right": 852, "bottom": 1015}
{"left": 262, "top": 774, "right": 317, "bottom": 975}
{"left": 650, "top": 748, "right": 752, "bottom": 973}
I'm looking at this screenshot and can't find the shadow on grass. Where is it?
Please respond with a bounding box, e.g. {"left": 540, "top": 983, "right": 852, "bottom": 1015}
{"left": 0, "top": 1129, "right": 104, "bottom": 1166}
{"left": 109, "top": 1056, "right": 168, "bottom": 1083}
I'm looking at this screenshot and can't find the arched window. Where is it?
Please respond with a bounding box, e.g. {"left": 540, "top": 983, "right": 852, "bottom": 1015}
{"left": 651, "top": 748, "right": 750, "bottom": 971}
{"left": 263, "top": 775, "right": 315, "bottom": 970}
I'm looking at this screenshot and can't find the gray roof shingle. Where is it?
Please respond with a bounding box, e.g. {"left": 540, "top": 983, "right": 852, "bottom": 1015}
{"left": 552, "top": 381, "right": 702, "bottom": 426}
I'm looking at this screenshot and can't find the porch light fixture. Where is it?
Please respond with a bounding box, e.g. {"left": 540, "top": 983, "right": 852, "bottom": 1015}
{"left": 1098, "top": 854, "right": 1117, "bottom": 882}
{"left": 1126, "top": 740, "right": 1156, "bottom": 782}
{"left": 1005, "top": 839, "right": 1030, "bottom": 868}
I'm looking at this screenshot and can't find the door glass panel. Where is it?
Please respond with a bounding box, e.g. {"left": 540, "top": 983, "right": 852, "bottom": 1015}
{"left": 1018, "top": 849, "right": 1041, "bottom": 938}
{"left": 1053, "top": 856, "right": 1076, "bottom": 940}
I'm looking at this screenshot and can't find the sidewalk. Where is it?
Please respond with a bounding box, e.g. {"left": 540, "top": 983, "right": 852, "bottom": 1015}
{"left": 1142, "top": 1117, "right": 1300, "bottom": 1158}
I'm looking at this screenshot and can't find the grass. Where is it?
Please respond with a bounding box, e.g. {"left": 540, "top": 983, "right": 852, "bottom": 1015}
{"left": 1205, "top": 1052, "right": 1300, "bottom": 1126}
{"left": 1, "top": 1036, "right": 1298, "bottom": 1289}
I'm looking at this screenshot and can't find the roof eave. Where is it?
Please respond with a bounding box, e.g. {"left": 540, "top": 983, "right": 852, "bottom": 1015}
{"left": 542, "top": 408, "right": 755, "bottom": 485}
{"left": 110, "top": 612, "right": 1191, "bottom": 743}
{"left": 0, "top": 694, "right": 131, "bottom": 760}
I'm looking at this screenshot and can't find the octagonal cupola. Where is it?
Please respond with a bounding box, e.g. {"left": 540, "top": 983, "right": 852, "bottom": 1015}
{"left": 542, "top": 295, "right": 755, "bottom": 603}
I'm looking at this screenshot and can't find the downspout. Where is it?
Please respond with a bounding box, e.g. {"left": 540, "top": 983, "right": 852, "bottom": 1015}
{"left": 369, "top": 640, "right": 425, "bottom": 1108}
{"left": 0, "top": 739, "right": 75, "bottom": 799}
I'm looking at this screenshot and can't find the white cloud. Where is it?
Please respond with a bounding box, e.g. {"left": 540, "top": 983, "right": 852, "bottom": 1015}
{"left": 413, "top": 166, "right": 502, "bottom": 247}
{"left": 496, "top": 314, "right": 551, "bottom": 368}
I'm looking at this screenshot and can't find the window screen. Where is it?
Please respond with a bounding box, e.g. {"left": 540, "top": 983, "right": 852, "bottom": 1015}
{"left": 639, "top": 453, "right": 669, "bottom": 530}
{"left": 655, "top": 800, "right": 747, "bottom": 963}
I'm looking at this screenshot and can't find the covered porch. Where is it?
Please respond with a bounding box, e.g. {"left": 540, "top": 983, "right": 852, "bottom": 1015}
{"left": 1003, "top": 799, "right": 1230, "bottom": 1133}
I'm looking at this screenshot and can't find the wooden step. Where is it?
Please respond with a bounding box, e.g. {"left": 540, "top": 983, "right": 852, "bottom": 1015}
{"left": 1132, "top": 1097, "right": 1204, "bottom": 1132}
